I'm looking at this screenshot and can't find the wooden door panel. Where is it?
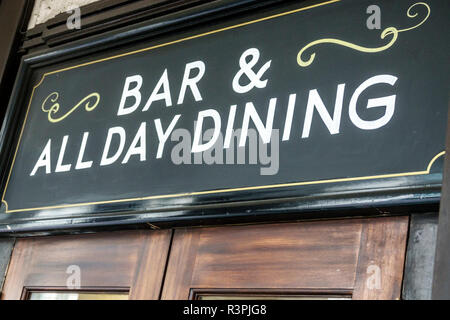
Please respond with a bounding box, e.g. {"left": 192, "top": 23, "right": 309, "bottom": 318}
{"left": 162, "top": 217, "right": 409, "bottom": 300}
{"left": 192, "top": 220, "right": 360, "bottom": 289}
{"left": 2, "top": 217, "right": 408, "bottom": 300}
{"left": 1, "top": 229, "right": 171, "bottom": 300}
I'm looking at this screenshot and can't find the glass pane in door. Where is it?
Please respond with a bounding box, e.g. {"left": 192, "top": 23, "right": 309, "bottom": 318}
{"left": 28, "top": 292, "right": 129, "bottom": 300}
{"left": 198, "top": 294, "right": 350, "bottom": 300}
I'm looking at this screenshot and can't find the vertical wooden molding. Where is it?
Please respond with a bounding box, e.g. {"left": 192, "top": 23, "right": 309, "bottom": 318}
{"left": 128, "top": 229, "right": 172, "bottom": 300}
{"left": 161, "top": 228, "right": 201, "bottom": 300}
{"left": 353, "top": 216, "right": 409, "bottom": 300}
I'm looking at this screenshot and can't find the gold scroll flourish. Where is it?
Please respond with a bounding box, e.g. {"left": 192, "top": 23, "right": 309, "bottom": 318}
{"left": 297, "top": 2, "right": 431, "bottom": 67}
{"left": 41, "top": 92, "right": 100, "bottom": 123}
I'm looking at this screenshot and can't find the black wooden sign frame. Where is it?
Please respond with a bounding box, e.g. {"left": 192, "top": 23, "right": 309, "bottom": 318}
{"left": 0, "top": 0, "right": 446, "bottom": 235}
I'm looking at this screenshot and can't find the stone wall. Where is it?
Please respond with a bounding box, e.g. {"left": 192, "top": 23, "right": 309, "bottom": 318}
{"left": 28, "top": 0, "right": 101, "bottom": 29}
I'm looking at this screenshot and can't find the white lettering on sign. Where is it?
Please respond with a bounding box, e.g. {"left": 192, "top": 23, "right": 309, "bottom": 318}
{"left": 30, "top": 48, "right": 398, "bottom": 177}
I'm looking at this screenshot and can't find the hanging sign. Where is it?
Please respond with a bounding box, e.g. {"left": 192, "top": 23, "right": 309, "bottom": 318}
{"left": 1, "top": 0, "right": 448, "bottom": 214}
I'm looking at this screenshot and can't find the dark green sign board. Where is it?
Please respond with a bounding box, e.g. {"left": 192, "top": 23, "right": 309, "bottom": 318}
{"left": 0, "top": 0, "right": 448, "bottom": 231}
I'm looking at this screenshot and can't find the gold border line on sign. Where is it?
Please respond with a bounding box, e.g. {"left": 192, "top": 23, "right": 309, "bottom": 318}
{"left": 0, "top": 0, "right": 444, "bottom": 213}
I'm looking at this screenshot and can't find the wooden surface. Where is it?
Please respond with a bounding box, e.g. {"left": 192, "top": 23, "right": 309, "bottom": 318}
{"left": 1, "top": 229, "right": 171, "bottom": 300}
{"left": 352, "top": 216, "right": 408, "bottom": 299}
{"left": 162, "top": 217, "right": 409, "bottom": 300}
{"left": 23, "top": 0, "right": 207, "bottom": 53}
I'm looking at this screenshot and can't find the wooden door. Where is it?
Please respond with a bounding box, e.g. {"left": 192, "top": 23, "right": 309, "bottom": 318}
{"left": 1, "top": 229, "right": 171, "bottom": 300}
{"left": 162, "top": 216, "right": 409, "bottom": 300}
{"left": 2, "top": 216, "right": 409, "bottom": 300}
